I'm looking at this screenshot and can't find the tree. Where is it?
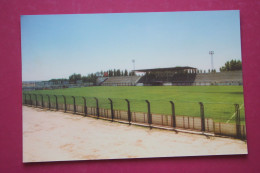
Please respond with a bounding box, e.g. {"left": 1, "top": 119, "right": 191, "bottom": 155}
{"left": 108, "top": 70, "right": 113, "bottom": 77}
{"left": 69, "top": 73, "right": 81, "bottom": 84}
{"left": 81, "top": 76, "right": 88, "bottom": 83}
{"left": 117, "top": 69, "right": 120, "bottom": 76}
{"left": 220, "top": 59, "right": 242, "bottom": 72}
{"left": 124, "top": 69, "right": 128, "bottom": 76}
{"left": 113, "top": 69, "right": 116, "bottom": 76}
{"left": 89, "top": 73, "right": 97, "bottom": 84}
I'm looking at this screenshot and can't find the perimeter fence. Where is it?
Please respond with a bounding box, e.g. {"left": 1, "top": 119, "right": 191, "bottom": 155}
{"left": 22, "top": 93, "right": 246, "bottom": 140}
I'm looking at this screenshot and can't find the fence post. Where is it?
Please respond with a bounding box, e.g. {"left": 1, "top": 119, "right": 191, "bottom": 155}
{"left": 199, "top": 102, "right": 205, "bottom": 132}
{"left": 26, "top": 93, "right": 29, "bottom": 105}
{"left": 125, "top": 99, "right": 131, "bottom": 125}
{"left": 24, "top": 93, "right": 27, "bottom": 104}
{"left": 145, "top": 100, "right": 152, "bottom": 129}
{"left": 108, "top": 98, "right": 114, "bottom": 122}
{"left": 33, "top": 94, "right": 37, "bottom": 107}
{"left": 54, "top": 95, "right": 58, "bottom": 111}
{"left": 22, "top": 93, "right": 25, "bottom": 104}
{"left": 170, "top": 101, "right": 176, "bottom": 128}
{"left": 72, "top": 96, "right": 76, "bottom": 114}
{"left": 28, "top": 94, "right": 32, "bottom": 106}
{"left": 46, "top": 95, "right": 51, "bottom": 110}
{"left": 94, "top": 97, "right": 99, "bottom": 118}
{"left": 235, "top": 104, "right": 241, "bottom": 139}
{"left": 62, "top": 95, "right": 67, "bottom": 112}
{"left": 40, "top": 94, "right": 44, "bottom": 108}
{"left": 82, "top": 97, "right": 87, "bottom": 116}
{"left": 27, "top": 94, "right": 29, "bottom": 105}
{"left": 28, "top": 94, "right": 32, "bottom": 105}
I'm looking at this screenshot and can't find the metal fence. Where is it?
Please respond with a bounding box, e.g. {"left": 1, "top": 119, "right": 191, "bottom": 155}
{"left": 22, "top": 93, "right": 246, "bottom": 140}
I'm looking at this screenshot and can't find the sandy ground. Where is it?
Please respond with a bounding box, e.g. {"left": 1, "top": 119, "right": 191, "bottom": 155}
{"left": 22, "top": 106, "right": 247, "bottom": 162}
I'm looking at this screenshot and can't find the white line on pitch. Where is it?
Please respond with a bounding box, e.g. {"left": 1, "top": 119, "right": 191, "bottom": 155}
{"left": 226, "top": 103, "right": 244, "bottom": 123}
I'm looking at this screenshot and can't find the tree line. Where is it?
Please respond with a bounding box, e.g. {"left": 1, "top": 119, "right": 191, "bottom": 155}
{"left": 197, "top": 59, "right": 242, "bottom": 73}
{"left": 49, "top": 69, "right": 136, "bottom": 84}
{"left": 219, "top": 59, "right": 242, "bottom": 72}
{"left": 103, "top": 69, "right": 135, "bottom": 77}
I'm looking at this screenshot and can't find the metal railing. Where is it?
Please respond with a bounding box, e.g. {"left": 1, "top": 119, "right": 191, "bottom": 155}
{"left": 22, "top": 93, "right": 246, "bottom": 140}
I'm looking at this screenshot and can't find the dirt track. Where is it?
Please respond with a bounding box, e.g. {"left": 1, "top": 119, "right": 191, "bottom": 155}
{"left": 22, "top": 106, "right": 247, "bottom": 162}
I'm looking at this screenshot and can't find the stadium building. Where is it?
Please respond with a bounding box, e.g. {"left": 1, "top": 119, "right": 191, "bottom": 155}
{"left": 99, "top": 66, "right": 243, "bottom": 86}
{"left": 135, "top": 66, "right": 197, "bottom": 86}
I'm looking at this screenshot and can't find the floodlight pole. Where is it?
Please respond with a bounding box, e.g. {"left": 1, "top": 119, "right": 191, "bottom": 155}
{"left": 132, "top": 59, "right": 135, "bottom": 71}
{"left": 209, "top": 51, "right": 214, "bottom": 70}
{"left": 132, "top": 59, "right": 135, "bottom": 86}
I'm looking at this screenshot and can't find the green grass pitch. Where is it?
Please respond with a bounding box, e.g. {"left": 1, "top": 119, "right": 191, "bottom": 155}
{"left": 24, "top": 86, "right": 245, "bottom": 124}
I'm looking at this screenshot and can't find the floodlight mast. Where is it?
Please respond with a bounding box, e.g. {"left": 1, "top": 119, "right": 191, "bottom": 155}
{"left": 131, "top": 59, "right": 135, "bottom": 85}
{"left": 132, "top": 59, "right": 135, "bottom": 71}
{"left": 209, "top": 51, "right": 214, "bottom": 70}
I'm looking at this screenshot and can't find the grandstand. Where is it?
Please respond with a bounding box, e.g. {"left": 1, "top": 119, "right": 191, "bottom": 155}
{"left": 101, "top": 76, "right": 142, "bottom": 86}
{"left": 96, "top": 67, "right": 243, "bottom": 86}
{"left": 134, "top": 67, "right": 242, "bottom": 86}
{"left": 193, "top": 71, "right": 242, "bottom": 86}
{"left": 96, "top": 77, "right": 108, "bottom": 85}
{"left": 135, "top": 66, "right": 197, "bottom": 86}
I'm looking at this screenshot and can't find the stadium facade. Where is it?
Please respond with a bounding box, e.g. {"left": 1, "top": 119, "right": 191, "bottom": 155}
{"left": 100, "top": 66, "right": 243, "bottom": 86}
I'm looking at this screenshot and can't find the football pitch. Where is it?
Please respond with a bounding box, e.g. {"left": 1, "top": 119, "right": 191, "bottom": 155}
{"left": 23, "top": 86, "right": 245, "bottom": 124}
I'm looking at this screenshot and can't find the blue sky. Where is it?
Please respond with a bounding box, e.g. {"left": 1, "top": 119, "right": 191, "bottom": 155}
{"left": 21, "top": 10, "right": 241, "bottom": 81}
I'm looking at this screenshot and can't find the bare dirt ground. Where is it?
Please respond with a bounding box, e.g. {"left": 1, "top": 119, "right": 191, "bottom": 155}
{"left": 22, "top": 106, "right": 247, "bottom": 162}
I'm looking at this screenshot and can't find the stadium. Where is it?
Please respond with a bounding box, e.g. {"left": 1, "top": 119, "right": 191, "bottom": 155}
{"left": 22, "top": 66, "right": 245, "bottom": 140}
{"left": 22, "top": 66, "right": 243, "bottom": 89}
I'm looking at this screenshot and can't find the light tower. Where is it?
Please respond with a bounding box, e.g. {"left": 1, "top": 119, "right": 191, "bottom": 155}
{"left": 132, "top": 59, "right": 135, "bottom": 71}
{"left": 131, "top": 59, "right": 135, "bottom": 86}
{"left": 209, "top": 51, "right": 214, "bottom": 70}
